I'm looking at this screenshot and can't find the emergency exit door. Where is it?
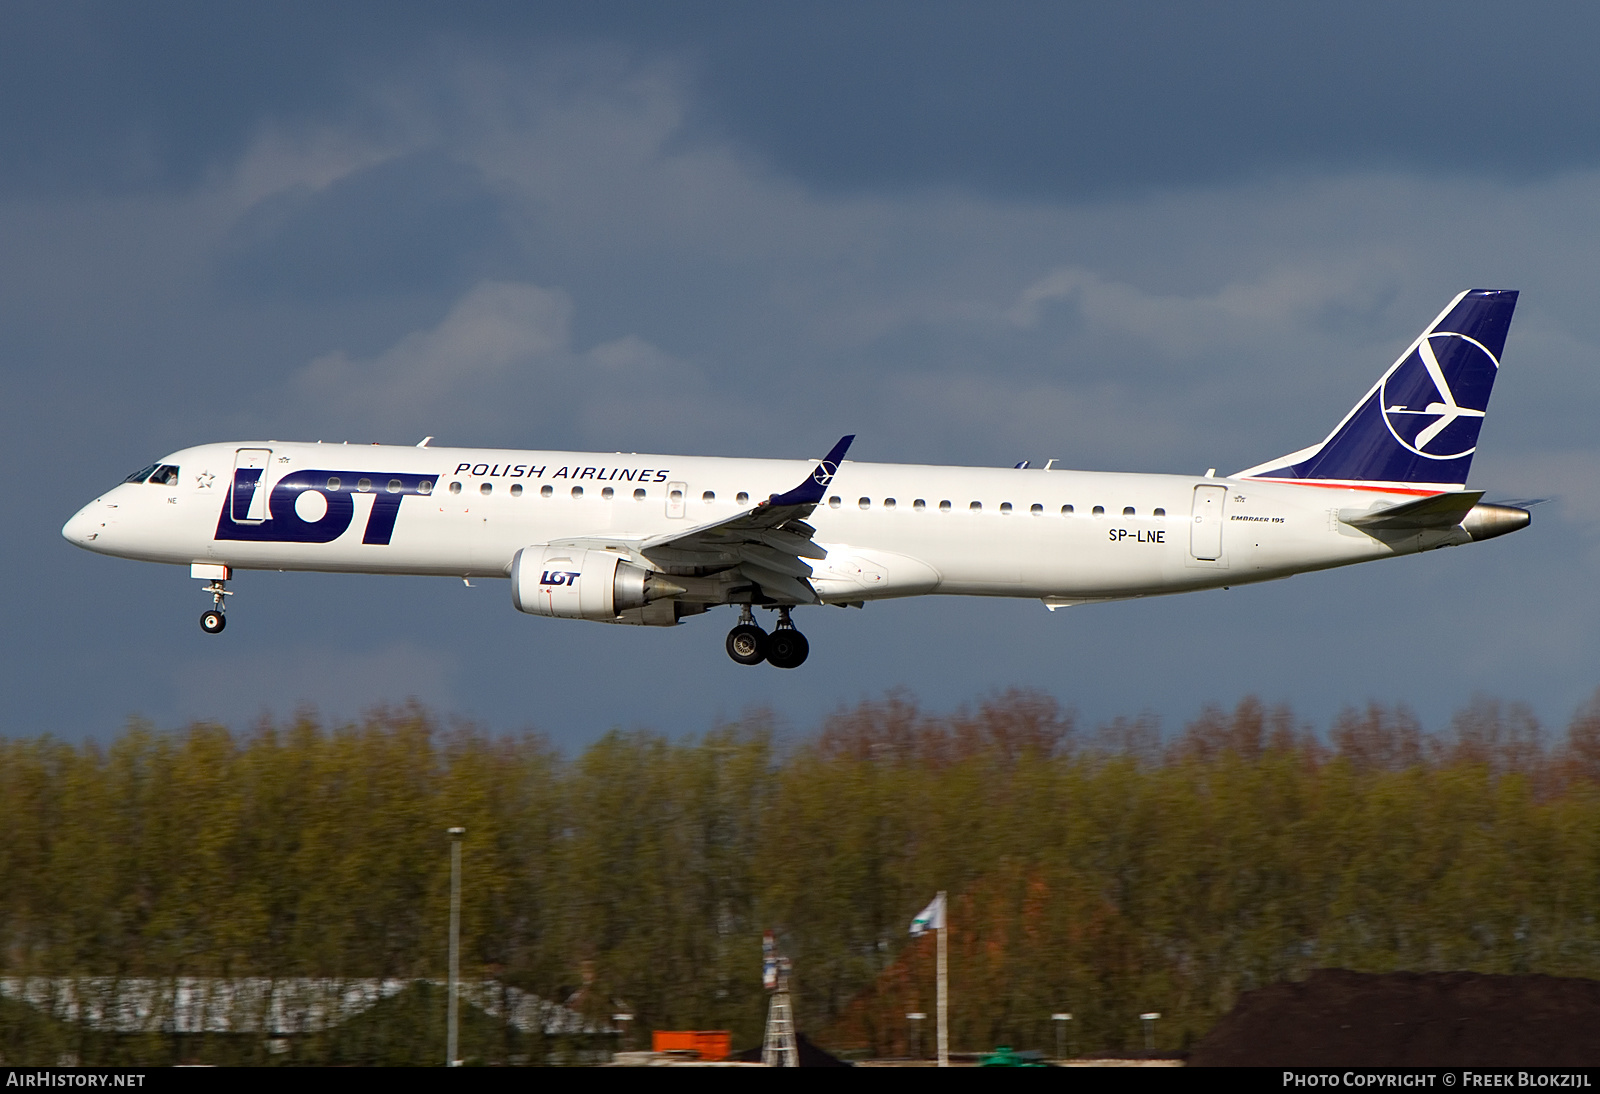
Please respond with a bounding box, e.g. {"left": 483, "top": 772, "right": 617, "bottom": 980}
{"left": 666, "top": 481, "right": 687, "bottom": 518}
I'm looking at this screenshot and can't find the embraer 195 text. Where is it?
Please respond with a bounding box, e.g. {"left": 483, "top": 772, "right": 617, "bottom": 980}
{"left": 64, "top": 290, "right": 1531, "bottom": 668}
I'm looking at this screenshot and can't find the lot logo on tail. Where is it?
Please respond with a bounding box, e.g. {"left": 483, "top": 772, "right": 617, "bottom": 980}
{"left": 1381, "top": 333, "right": 1497, "bottom": 460}
{"left": 1235, "top": 289, "right": 1517, "bottom": 489}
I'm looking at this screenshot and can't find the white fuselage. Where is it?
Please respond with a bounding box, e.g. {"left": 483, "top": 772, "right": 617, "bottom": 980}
{"left": 62, "top": 440, "right": 1466, "bottom": 607}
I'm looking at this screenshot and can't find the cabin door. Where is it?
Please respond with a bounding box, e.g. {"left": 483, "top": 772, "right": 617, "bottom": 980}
{"left": 231, "top": 448, "right": 272, "bottom": 523}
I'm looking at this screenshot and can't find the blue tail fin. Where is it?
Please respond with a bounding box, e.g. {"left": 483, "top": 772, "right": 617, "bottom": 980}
{"left": 1237, "top": 289, "right": 1517, "bottom": 491}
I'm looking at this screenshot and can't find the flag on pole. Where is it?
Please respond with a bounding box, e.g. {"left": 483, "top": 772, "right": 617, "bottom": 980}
{"left": 910, "top": 892, "right": 946, "bottom": 936}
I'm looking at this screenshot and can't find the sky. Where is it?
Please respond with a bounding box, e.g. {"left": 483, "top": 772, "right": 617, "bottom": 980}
{"left": 9, "top": 1, "right": 1600, "bottom": 748}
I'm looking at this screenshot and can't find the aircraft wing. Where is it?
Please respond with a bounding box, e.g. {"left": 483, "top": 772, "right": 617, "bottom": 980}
{"left": 1339, "top": 490, "right": 1484, "bottom": 530}
{"left": 552, "top": 435, "right": 854, "bottom": 604}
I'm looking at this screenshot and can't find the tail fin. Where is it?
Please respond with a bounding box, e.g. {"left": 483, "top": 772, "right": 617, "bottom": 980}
{"left": 1237, "top": 289, "right": 1517, "bottom": 492}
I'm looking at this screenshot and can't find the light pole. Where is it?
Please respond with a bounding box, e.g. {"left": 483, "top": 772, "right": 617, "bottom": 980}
{"left": 906, "top": 1012, "right": 926, "bottom": 1059}
{"left": 1051, "top": 1013, "right": 1072, "bottom": 1061}
{"left": 1140, "top": 1012, "right": 1160, "bottom": 1055}
{"left": 447, "top": 826, "right": 465, "bottom": 1067}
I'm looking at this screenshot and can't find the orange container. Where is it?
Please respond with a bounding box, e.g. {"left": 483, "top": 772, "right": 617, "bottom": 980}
{"left": 651, "top": 1030, "right": 732, "bottom": 1061}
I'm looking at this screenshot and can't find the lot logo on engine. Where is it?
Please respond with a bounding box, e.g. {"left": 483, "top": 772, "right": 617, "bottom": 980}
{"left": 540, "top": 570, "right": 582, "bottom": 586}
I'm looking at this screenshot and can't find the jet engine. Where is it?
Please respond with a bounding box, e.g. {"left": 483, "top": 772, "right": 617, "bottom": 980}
{"left": 511, "top": 546, "right": 683, "bottom": 621}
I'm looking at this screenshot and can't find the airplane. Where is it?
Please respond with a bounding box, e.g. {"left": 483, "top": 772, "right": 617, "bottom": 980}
{"left": 63, "top": 289, "right": 1531, "bottom": 668}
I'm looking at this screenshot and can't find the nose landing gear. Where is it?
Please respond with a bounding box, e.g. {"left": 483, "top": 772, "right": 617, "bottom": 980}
{"left": 724, "top": 606, "right": 809, "bottom": 668}
{"left": 199, "top": 579, "right": 231, "bottom": 634}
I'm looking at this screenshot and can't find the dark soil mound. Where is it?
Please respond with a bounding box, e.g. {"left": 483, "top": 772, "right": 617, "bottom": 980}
{"left": 1189, "top": 968, "right": 1600, "bottom": 1067}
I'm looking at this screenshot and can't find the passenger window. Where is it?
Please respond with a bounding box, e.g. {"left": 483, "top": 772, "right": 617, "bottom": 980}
{"left": 541, "top": 485, "right": 554, "bottom": 498}
{"left": 124, "top": 464, "right": 159, "bottom": 484}
{"left": 913, "top": 499, "right": 926, "bottom": 511}
{"left": 418, "top": 480, "right": 433, "bottom": 495}
{"left": 633, "top": 488, "right": 646, "bottom": 501}
{"left": 449, "top": 481, "right": 462, "bottom": 495}
{"left": 1123, "top": 506, "right": 1135, "bottom": 516}
{"left": 736, "top": 492, "right": 749, "bottom": 504}
{"left": 602, "top": 487, "right": 614, "bottom": 500}
{"left": 884, "top": 498, "right": 896, "bottom": 509}
{"left": 327, "top": 476, "right": 342, "bottom": 491}
{"left": 703, "top": 491, "right": 715, "bottom": 503}
{"left": 1030, "top": 503, "right": 1043, "bottom": 515}
{"left": 670, "top": 488, "right": 683, "bottom": 500}
{"left": 480, "top": 483, "right": 492, "bottom": 496}
{"left": 859, "top": 497, "right": 871, "bottom": 509}
{"left": 510, "top": 484, "right": 523, "bottom": 497}
{"left": 358, "top": 478, "right": 372, "bottom": 492}
{"left": 148, "top": 465, "right": 180, "bottom": 486}
{"left": 969, "top": 501, "right": 982, "bottom": 511}
{"left": 1000, "top": 502, "right": 1013, "bottom": 514}
{"left": 1092, "top": 505, "right": 1105, "bottom": 515}
{"left": 572, "top": 486, "right": 584, "bottom": 498}
{"left": 1062, "top": 504, "right": 1074, "bottom": 515}
{"left": 829, "top": 496, "right": 841, "bottom": 508}
{"left": 939, "top": 500, "right": 952, "bottom": 512}
{"left": 1153, "top": 507, "right": 1166, "bottom": 517}
{"left": 388, "top": 479, "right": 403, "bottom": 493}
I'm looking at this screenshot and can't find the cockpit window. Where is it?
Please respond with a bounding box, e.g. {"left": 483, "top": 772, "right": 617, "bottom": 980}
{"left": 147, "top": 465, "right": 181, "bottom": 486}
{"left": 124, "top": 464, "right": 159, "bottom": 484}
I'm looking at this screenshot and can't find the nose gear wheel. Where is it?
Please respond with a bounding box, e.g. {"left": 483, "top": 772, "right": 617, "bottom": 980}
{"left": 199, "top": 579, "right": 232, "bottom": 634}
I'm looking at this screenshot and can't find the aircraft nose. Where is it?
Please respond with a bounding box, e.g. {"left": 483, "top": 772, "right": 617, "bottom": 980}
{"left": 62, "top": 502, "right": 107, "bottom": 547}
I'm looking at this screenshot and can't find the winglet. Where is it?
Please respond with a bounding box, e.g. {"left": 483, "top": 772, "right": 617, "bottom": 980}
{"left": 763, "top": 435, "right": 855, "bottom": 508}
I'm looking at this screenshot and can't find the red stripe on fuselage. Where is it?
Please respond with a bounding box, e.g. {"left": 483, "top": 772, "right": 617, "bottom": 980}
{"left": 1241, "top": 478, "right": 1445, "bottom": 497}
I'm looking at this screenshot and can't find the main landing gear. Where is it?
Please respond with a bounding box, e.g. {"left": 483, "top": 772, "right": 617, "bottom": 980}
{"left": 200, "top": 579, "right": 231, "bottom": 634}
{"left": 725, "top": 606, "right": 809, "bottom": 669}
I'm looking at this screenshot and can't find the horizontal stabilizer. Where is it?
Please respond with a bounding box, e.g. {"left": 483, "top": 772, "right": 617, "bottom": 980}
{"left": 1340, "top": 490, "right": 1483, "bottom": 531}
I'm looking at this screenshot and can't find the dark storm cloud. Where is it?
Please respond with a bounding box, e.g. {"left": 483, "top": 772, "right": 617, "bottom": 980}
{"left": 6, "top": 2, "right": 1600, "bottom": 199}
{"left": 691, "top": 1, "right": 1600, "bottom": 197}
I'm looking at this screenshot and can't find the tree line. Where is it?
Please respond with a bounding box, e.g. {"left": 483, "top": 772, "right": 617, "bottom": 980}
{"left": 4, "top": 689, "right": 1600, "bottom": 1064}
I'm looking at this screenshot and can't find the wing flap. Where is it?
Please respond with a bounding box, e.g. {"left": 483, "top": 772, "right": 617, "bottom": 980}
{"left": 740, "top": 543, "right": 814, "bottom": 578}
{"left": 736, "top": 562, "right": 818, "bottom": 604}
{"left": 755, "top": 529, "right": 828, "bottom": 559}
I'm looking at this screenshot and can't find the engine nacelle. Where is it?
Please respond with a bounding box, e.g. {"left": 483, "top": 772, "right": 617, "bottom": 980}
{"left": 511, "top": 546, "right": 678, "bottom": 621}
